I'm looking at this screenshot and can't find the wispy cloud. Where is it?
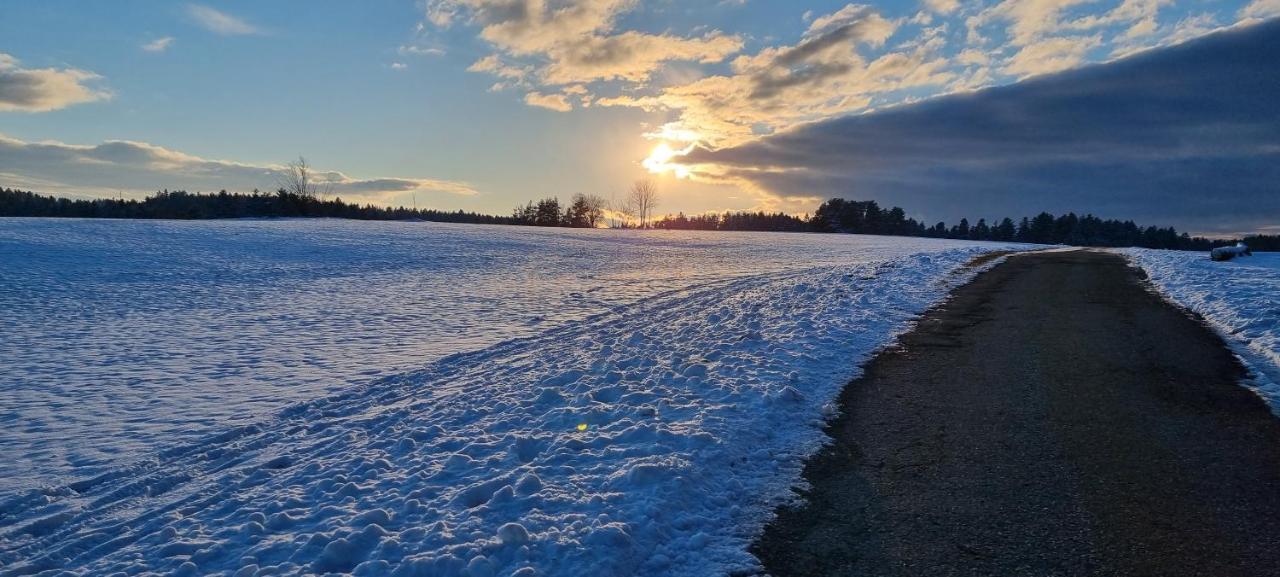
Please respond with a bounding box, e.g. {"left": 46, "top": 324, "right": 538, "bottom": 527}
{"left": 141, "top": 36, "right": 175, "bottom": 53}
{"left": 398, "top": 44, "right": 446, "bottom": 57}
{"left": 0, "top": 53, "right": 109, "bottom": 112}
{"left": 1240, "top": 0, "right": 1280, "bottom": 20}
{"left": 0, "top": 134, "right": 477, "bottom": 199}
{"left": 187, "top": 4, "right": 261, "bottom": 36}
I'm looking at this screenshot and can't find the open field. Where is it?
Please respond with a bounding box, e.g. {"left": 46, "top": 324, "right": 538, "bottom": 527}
{"left": 0, "top": 218, "right": 1023, "bottom": 576}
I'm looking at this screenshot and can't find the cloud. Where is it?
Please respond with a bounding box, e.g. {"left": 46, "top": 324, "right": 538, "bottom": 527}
{"left": 468, "top": 54, "right": 529, "bottom": 80}
{"left": 602, "top": 5, "right": 956, "bottom": 148}
{"left": 0, "top": 135, "right": 477, "bottom": 200}
{"left": 0, "top": 54, "right": 109, "bottom": 112}
{"left": 398, "top": 44, "right": 446, "bottom": 57}
{"left": 684, "top": 20, "right": 1280, "bottom": 234}
{"left": 744, "top": 6, "right": 899, "bottom": 100}
{"left": 420, "top": 0, "right": 1274, "bottom": 186}
{"left": 922, "top": 0, "right": 960, "bottom": 15}
{"left": 188, "top": 4, "right": 261, "bottom": 36}
{"left": 972, "top": 0, "right": 1099, "bottom": 46}
{"left": 523, "top": 91, "right": 573, "bottom": 112}
{"left": 1107, "top": 12, "right": 1228, "bottom": 58}
{"left": 539, "top": 31, "right": 742, "bottom": 84}
{"left": 970, "top": 0, "right": 1173, "bottom": 59}
{"left": 1003, "top": 34, "right": 1101, "bottom": 77}
{"left": 426, "top": 0, "right": 744, "bottom": 91}
{"left": 142, "top": 36, "right": 176, "bottom": 53}
{"left": 1240, "top": 0, "right": 1280, "bottom": 20}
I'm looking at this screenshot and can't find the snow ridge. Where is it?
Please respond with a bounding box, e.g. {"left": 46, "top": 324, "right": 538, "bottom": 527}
{"left": 1, "top": 246, "right": 1010, "bottom": 577}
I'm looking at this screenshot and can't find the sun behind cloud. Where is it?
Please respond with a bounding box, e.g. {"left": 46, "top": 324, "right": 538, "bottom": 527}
{"left": 642, "top": 142, "right": 695, "bottom": 179}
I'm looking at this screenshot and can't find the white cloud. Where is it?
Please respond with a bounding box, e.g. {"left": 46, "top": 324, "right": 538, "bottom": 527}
{"left": 468, "top": 54, "right": 529, "bottom": 80}
{"left": 142, "top": 36, "right": 175, "bottom": 53}
{"left": 539, "top": 31, "right": 742, "bottom": 84}
{"left": 399, "top": 44, "right": 446, "bottom": 57}
{"left": 602, "top": 5, "right": 955, "bottom": 149}
{"left": 427, "top": 0, "right": 744, "bottom": 90}
{"left": 1003, "top": 35, "right": 1102, "bottom": 77}
{"left": 956, "top": 48, "right": 991, "bottom": 66}
{"left": 923, "top": 0, "right": 961, "bottom": 15}
{"left": 1240, "top": 0, "right": 1280, "bottom": 20}
{"left": 805, "top": 3, "right": 897, "bottom": 40}
{"left": 1064, "top": 0, "right": 1170, "bottom": 36}
{"left": 1109, "top": 12, "right": 1223, "bottom": 58}
{"left": 0, "top": 54, "right": 109, "bottom": 112}
{"left": 188, "top": 4, "right": 261, "bottom": 36}
{"left": 524, "top": 91, "right": 573, "bottom": 112}
{"left": 973, "top": 0, "right": 1097, "bottom": 46}
{"left": 0, "top": 134, "right": 477, "bottom": 199}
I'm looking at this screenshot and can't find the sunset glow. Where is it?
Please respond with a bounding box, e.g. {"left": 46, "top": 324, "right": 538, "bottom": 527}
{"left": 1, "top": 1, "right": 1277, "bottom": 231}
{"left": 642, "top": 142, "right": 695, "bottom": 179}
{"left": 4, "top": 3, "right": 1280, "bottom": 575}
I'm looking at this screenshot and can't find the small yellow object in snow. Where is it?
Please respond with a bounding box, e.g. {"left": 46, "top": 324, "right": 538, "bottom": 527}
{"left": 576, "top": 423, "right": 588, "bottom": 431}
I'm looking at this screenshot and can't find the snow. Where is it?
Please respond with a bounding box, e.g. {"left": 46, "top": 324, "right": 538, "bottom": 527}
{"left": 1122, "top": 248, "right": 1280, "bottom": 407}
{"left": 0, "top": 218, "right": 1025, "bottom": 575}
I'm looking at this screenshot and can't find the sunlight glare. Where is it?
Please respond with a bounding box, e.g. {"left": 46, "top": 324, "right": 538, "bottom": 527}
{"left": 643, "top": 142, "right": 695, "bottom": 178}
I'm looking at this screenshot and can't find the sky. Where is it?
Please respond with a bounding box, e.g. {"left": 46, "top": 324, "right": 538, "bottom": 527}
{"left": 1, "top": 1, "right": 1277, "bottom": 234}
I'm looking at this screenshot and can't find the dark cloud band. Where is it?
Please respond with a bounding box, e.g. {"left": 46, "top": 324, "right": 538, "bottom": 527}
{"left": 691, "top": 19, "right": 1280, "bottom": 234}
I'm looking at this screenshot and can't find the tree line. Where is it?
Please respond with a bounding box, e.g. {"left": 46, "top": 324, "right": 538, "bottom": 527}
{"left": 2, "top": 185, "right": 1275, "bottom": 252}
{"left": 511, "top": 180, "right": 659, "bottom": 228}
{"left": 655, "top": 198, "right": 1280, "bottom": 252}
{"left": 0, "top": 187, "right": 515, "bottom": 224}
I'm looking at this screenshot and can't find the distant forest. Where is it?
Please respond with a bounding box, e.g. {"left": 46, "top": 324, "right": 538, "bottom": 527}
{"left": 3, "top": 186, "right": 1276, "bottom": 252}
{"left": 654, "top": 199, "right": 1280, "bottom": 252}
{"left": 0, "top": 187, "right": 514, "bottom": 225}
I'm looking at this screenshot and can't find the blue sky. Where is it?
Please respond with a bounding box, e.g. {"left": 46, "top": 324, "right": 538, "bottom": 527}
{"left": 1, "top": 1, "right": 1276, "bottom": 230}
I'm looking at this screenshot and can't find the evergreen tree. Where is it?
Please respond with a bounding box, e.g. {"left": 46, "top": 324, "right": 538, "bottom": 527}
{"left": 533, "top": 197, "right": 561, "bottom": 226}
{"left": 995, "top": 218, "right": 1017, "bottom": 241}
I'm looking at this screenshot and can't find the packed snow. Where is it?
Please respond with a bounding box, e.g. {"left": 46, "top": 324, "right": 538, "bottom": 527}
{"left": 1122, "top": 249, "right": 1280, "bottom": 408}
{"left": 0, "top": 218, "right": 1025, "bottom": 576}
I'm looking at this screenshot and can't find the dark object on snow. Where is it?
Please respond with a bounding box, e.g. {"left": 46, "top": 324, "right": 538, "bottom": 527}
{"left": 1211, "top": 243, "right": 1252, "bottom": 261}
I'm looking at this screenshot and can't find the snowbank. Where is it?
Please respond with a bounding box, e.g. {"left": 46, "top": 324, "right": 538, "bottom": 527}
{"left": 0, "top": 226, "right": 1020, "bottom": 576}
{"left": 1122, "top": 249, "right": 1280, "bottom": 407}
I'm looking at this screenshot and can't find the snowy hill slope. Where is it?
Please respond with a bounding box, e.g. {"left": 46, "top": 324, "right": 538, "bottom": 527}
{"left": 0, "top": 225, "right": 1019, "bottom": 576}
{"left": 0, "top": 219, "right": 1007, "bottom": 495}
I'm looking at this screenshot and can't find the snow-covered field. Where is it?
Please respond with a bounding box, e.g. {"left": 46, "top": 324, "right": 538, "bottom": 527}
{"left": 0, "top": 218, "right": 1023, "bottom": 576}
{"left": 1123, "top": 249, "right": 1280, "bottom": 408}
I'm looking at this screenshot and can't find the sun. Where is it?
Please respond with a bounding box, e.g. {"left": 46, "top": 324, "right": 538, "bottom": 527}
{"left": 642, "top": 142, "right": 694, "bottom": 178}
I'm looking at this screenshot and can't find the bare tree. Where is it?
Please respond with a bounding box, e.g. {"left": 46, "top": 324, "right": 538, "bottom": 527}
{"left": 277, "top": 156, "right": 331, "bottom": 199}
{"left": 606, "top": 192, "right": 626, "bottom": 228}
{"left": 625, "top": 179, "right": 659, "bottom": 228}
